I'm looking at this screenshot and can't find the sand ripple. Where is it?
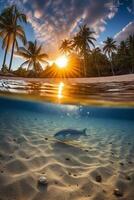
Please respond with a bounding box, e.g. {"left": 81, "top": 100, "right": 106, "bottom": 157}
{"left": 0, "top": 131, "right": 134, "bottom": 200}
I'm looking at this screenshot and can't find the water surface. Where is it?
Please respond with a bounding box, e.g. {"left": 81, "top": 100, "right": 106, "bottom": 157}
{"left": 0, "top": 78, "right": 134, "bottom": 106}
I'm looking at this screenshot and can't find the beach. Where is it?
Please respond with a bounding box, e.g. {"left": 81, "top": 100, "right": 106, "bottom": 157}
{"left": 0, "top": 74, "right": 134, "bottom": 84}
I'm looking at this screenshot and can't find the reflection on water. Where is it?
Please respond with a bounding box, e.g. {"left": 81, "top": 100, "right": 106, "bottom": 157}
{"left": 0, "top": 79, "right": 134, "bottom": 107}
{"left": 58, "top": 82, "right": 64, "bottom": 99}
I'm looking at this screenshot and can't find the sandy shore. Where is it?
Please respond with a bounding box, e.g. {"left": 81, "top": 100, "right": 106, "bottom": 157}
{"left": 0, "top": 73, "right": 134, "bottom": 84}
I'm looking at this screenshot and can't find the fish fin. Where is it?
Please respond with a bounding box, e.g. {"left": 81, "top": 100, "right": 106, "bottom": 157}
{"left": 83, "top": 128, "right": 87, "bottom": 135}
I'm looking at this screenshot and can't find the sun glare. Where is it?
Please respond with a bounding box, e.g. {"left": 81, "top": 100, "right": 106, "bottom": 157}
{"left": 58, "top": 82, "right": 64, "bottom": 99}
{"left": 55, "top": 55, "right": 68, "bottom": 68}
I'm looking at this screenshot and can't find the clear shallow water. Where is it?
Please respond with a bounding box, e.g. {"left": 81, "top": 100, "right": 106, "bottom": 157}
{"left": 0, "top": 97, "right": 134, "bottom": 164}
{"left": 0, "top": 79, "right": 134, "bottom": 200}
{"left": 0, "top": 97, "right": 134, "bottom": 139}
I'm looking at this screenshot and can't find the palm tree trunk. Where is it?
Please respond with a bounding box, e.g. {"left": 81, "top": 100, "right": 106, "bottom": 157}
{"left": 96, "top": 65, "right": 100, "bottom": 77}
{"left": 80, "top": 60, "right": 83, "bottom": 77}
{"left": 95, "top": 57, "right": 100, "bottom": 77}
{"left": 131, "top": 60, "right": 133, "bottom": 73}
{"left": 9, "top": 33, "right": 16, "bottom": 71}
{"left": 109, "top": 53, "right": 115, "bottom": 76}
{"left": 2, "top": 36, "right": 10, "bottom": 72}
{"left": 84, "top": 60, "right": 86, "bottom": 77}
{"left": 110, "top": 62, "right": 115, "bottom": 76}
{"left": 84, "top": 55, "right": 87, "bottom": 77}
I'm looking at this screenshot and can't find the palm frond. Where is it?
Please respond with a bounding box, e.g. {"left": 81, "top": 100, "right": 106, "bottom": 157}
{"left": 38, "top": 53, "right": 48, "bottom": 59}
{"left": 16, "top": 51, "right": 31, "bottom": 59}
{"left": 20, "top": 60, "right": 29, "bottom": 68}
{"left": 35, "top": 44, "right": 42, "bottom": 55}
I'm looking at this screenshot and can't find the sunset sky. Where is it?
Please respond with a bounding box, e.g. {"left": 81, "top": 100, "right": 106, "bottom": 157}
{"left": 0, "top": 0, "right": 134, "bottom": 70}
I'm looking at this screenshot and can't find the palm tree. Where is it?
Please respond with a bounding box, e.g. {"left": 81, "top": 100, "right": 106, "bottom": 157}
{"left": 103, "top": 37, "right": 116, "bottom": 75}
{"left": 0, "top": 7, "right": 12, "bottom": 71}
{"left": 16, "top": 40, "right": 48, "bottom": 73}
{"left": 59, "top": 39, "right": 72, "bottom": 55}
{"left": 91, "top": 47, "right": 102, "bottom": 77}
{"left": 72, "top": 24, "right": 96, "bottom": 77}
{"left": 116, "top": 41, "right": 129, "bottom": 73}
{"left": 9, "top": 5, "right": 27, "bottom": 71}
{"left": 126, "top": 35, "right": 134, "bottom": 73}
{"left": 120, "top": 41, "right": 127, "bottom": 53}
{"left": 0, "top": 5, "right": 27, "bottom": 71}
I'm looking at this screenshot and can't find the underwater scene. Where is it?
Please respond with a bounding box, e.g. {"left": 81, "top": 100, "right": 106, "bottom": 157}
{"left": 0, "top": 79, "right": 134, "bottom": 200}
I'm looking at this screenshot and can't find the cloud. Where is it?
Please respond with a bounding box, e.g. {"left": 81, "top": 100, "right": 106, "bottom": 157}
{"left": 34, "top": 10, "right": 43, "bottom": 19}
{"left": 114, "top": 22, "right": 134, "bottom": 42}
{"left": 126, "top": 0, "right": 134, "bottom": 14}
{"left": 1, "top": 0, "right": 119, "bottom": 55}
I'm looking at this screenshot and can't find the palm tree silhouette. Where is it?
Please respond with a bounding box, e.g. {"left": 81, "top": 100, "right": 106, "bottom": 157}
{"left": 103, "top": 37, "right": 116, "bottom": 75}
{"left": 72, "top": 24, "right": 96, "bottom": 77}
{"left": 16, "top": 40, "right": 48, "bottom": 73}
{"left": 126, "top": 35, "right": 134, "bottom": 73}
{"left": 9, "top": 5, "right": 27, "bottom": 71}
{"left": 0, "top": 8, "right": 11, "bottom": 71}
{"left": 0, "top": 5, "right": 27, "bottom": 71}
{"left": 59, "top": 39, "right": 72, "bottom": 55}
{"left": 92, "top": 47, "right": 102, "bottom": 77}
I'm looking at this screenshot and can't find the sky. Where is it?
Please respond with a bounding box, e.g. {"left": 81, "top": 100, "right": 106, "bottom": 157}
{"left": 0, "top": 0, "right": 134, "bottom": 70}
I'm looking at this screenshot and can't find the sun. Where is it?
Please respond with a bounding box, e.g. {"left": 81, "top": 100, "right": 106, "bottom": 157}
{"left": 55, "top": 55, "right": 68, "bottom": 68}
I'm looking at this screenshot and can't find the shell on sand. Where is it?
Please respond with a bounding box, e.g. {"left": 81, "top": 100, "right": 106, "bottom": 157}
{"left": 38, "top": 176, "right": 48, "bottom": 185}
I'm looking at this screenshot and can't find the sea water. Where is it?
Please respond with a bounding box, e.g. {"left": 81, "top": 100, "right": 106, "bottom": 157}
{"left": 0, "top": 79, "right": 134, "bottom": 200}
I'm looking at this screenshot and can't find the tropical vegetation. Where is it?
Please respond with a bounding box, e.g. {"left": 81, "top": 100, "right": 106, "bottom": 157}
{"left": 0, "top": 5, "right": 27, "bottom": 72}
{"left": 0, "top": 5, "right": 134, "bottom": 78}
{"left": 16, "top": 40, "right": 48, "bottom": 75}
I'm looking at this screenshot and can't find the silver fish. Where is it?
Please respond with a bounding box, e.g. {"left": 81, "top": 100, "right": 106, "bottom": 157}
{"left": 54, "top": 128, "right": 87, "bottom": 141}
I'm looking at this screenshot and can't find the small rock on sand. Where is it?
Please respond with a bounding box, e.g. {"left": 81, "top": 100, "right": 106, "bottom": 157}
{"left": 114, "top": 188, "right": 123, "bottom": 197}
{"left": 73, "top": 174, "right": 77, "bottom": 177}
{"left": 54, "top": 181, "right": 58, "bottom": 185}
{"left": 103, "top": 189, "right": 107, "bottom": 193}
{"left": 126, "top": 175, "right": 131, "bottom": 181}
{"left": 128, "top": 161, "right": 133, "bottom": 164}
{"left": 65, "top": 158, "right": 70, "bottom": 161}
{"left": 95, "top": 175, "right": 102, "bottom": 183}
{"left": 38, "top": 176, "right": 48, "bottom": 186}
{"left": 119, "top": 162, "right": 124, "bottom": 166}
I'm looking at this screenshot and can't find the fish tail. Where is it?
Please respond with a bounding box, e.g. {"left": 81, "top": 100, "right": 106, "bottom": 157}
{"left": 83, "top": 128, "right": 87, "bottom": 135}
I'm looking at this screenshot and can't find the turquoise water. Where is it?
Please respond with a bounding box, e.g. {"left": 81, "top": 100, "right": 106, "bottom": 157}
{"left": 0, "top": 97, "right": 134, "bottom": 163}
{"left": 0, "top": 79, "right": 134, "bottom": 200}
{"left": 0, "top": 97, "right": 134, "bottom": 138}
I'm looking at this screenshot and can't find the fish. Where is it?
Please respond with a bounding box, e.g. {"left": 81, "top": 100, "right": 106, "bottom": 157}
{"left": 54, "top": 128, "right": 87, "bottom": 141}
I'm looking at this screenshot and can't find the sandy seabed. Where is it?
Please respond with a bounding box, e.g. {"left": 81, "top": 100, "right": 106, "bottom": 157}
{"left": 0, "top": 126, "right": 133, "bottom": 200}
